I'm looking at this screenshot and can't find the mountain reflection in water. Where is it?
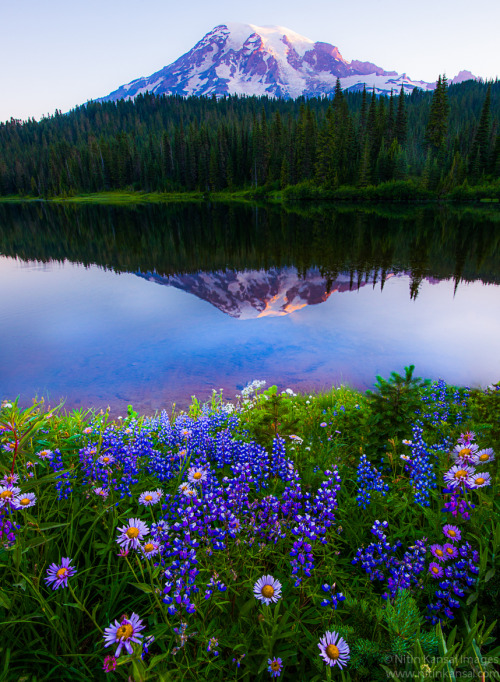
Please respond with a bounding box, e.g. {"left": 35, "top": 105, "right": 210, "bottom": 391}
{"left": 0, "top": 201, "right": 499, "bottom": 412}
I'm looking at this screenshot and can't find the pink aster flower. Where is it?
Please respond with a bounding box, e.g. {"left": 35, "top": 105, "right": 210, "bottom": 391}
{"left": 103, "top": 655, "right": 117, "bottom": 673}
{"left": 116, "top": 518, "right": 149, "bottom": 551}
{"left": 253, "top": 575, "right": 282, "bottom": 605}
{"left": 45, "top": 557, "right": 77, "bottom": 590}
{"left": 103, "top": 613, "right": 145, "bottom": 657}
{"left": 443, "top": 524, "right": 461, "bottom": 543}
{"left": 318, "top": 631, "right": 350, "bottom": 669}
{"left": 457, "top": 431, "right": 476, "bottom": 445}
{"left": 1, "top": 473, "right": 19, "bottom": 486}
{"left": 443, "top": 464, "right": 476, "bottom": 489}
{"left": 93, "top": 487, "right": 109, "bottom": 499}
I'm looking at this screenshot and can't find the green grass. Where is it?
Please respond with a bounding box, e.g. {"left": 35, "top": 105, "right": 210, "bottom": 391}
{"left": 1, "top": 177, "right": 500, "bottom": 205}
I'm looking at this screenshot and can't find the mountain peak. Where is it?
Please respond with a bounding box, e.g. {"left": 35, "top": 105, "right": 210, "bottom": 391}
{"left": 98, "top": 23, "right": 478, "bottom": 103}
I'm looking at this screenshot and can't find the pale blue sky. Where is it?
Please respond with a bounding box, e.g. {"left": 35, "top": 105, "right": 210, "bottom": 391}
{"left": 2, "top": 0, "right": 499, "bottom": 122}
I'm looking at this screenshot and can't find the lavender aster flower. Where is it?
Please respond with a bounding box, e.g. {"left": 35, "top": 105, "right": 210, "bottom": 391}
{"left": 469, "top": 472, "right": 491, "bottom": 489}
{"left": 13, "top": 492, "right": 37, "bottom": 509}
{"left": 139, "top": 489, "right": 162, "bottom": 506}
{"left": 116, "top": 518, "right": 149, "bottom": 550}
{"left": 45, "top": 557, "right": 77, "bottom": 590}
{"left": 318, "top": 631, "right": 350, "bottom": 669}
{"left": 187, "top": 467, "right": 207, "bottom": 485}
{"left": 452, "top": 443, "right": 478, "bottom": 463}
{"left": 443, "top": 543, "right": 459, "bottom": 559}
{"left": 103, "top": 613, "right": 145, "bottom": 657}
{"left": 253, "top": 575, "right": 282, "bottom": 605}
{"left": 98, "top": 454, "right": 115, "bottom": 466}
{"left": 37, "top": 449, "right": 53, "bottom": 460}
{"left": 443, "top": 524, "right": 461, "bottom": 543}
{"left": 443, "top": 464, "right": 475, "bottom": 489}
{"left": 473, "top": 449, "right": 495, "bottom": 465}
{"left": 1, "top": 473, "right": 19, "bottom": 486}
{"left": 429, "top": 562, "right": 444, "bottom": 578}
{"left": 141, "top": 541, "right": 160, "bottom": 559}
{"left": 430, "top": 544, "right": 447, "bottom": 562}
{"left": 0, "top": 486, "right": 21, "bottom": 508}
{"left": 268, "top": 657, "right": 283, "bottom": 677}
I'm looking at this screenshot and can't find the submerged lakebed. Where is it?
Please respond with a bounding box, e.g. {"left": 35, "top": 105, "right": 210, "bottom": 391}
{"left": 0, "top": 200, "right": 499, "bottom": 413}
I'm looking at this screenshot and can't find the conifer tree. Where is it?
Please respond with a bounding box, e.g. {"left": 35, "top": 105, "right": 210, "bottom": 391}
{"left": 395, "top": 87, "right": 408, "bottom": 146}
{"left": 470, "top": 83, "right": 492, "bottom": 178}
{"left": 425, "top": 75, "right": 450, "bottom": 152}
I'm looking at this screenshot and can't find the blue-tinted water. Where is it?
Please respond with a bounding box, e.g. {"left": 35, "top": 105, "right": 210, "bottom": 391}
{"left": 0, "top": 202, "right": 499, "bottom": 413}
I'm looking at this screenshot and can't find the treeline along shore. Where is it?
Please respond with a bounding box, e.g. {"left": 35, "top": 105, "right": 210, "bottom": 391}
{"left": 1, "top": 78, "right": 500, "bottom": 201}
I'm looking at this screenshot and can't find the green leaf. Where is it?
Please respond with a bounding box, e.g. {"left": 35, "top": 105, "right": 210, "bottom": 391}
{"left": 0, "top": 591, "right": 12, "bottom": 609}
{"left": 130, "top": 582, "right": 154, "bottom": 594}
{"left": 37, "top": 521, "right": 70, "bottom": 531}
{"left": 466, "top": 592, "right": 478, "bottom": 606}
{"left": 484, "top": 568, "right": 495, "bottom": 583}
{"left": 22, "top": 536, "right": 51, "bottom": 552}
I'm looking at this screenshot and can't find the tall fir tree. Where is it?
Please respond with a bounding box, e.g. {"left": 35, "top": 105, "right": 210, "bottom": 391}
{"left": 425, "top": 75, "right": 450, "bottom": 153}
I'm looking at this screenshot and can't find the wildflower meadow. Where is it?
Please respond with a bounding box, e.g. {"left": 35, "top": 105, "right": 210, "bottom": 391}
{"left": 0, "top": 367, "right": 499, "bottom": 681}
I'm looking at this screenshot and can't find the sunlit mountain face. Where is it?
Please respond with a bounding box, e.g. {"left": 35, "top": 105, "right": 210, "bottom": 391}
{"left": 137, "top": 268, "right": 401, "bottom": 319}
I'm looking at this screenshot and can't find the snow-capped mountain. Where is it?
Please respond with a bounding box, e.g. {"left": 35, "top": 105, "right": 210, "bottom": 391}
{"left": 136, "top": 267, "right": 401, "bottom": 319}
{"left": 100, "top": 23, "right": 445, "bottom": 101}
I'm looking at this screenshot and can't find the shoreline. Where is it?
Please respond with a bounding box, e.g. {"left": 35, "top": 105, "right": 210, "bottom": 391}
{"left": 1, "top": 184, "right": 500, "bottom": 206}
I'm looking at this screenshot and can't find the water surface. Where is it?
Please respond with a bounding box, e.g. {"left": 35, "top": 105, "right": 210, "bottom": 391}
{"left": 1, "top": 202, "right": 499, "bottom": 413}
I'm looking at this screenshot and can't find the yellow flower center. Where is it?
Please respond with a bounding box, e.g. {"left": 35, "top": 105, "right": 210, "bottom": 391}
{"left": 0, "top": 490, "right": 13, "bottom": 499}
{"left": 20, "top": 497, "right": 31, "bottom": 505}
{"left": 326, "top": 644, "right": 340, "bottom": 660}
{"left": 144, "top": 494, "right": 153, "bottom": 501}
{"left": 475, "top": 477, "right": 485, "bottom": 485}
{"left": 446, "top": 547, "right": 454, "bottom": 554}
{"left": 436, "top": 549, "right": 443, "bottom": 556}
{"left": 454, "top": 469, "right": 467, "bottom": 479}
{"left": 261, "top": 584, "right": 275, "bottom": 598}
{"left": 126, "top": 527, "right": 140, "bottom": 539}
{"left": 56, "top": 567, "right": 68, "bottom": 578}
{"left": 144, "top": 543, "right": 154, "bottom": 552}
{"left": 117, "top": 623, "right": 133, "bottom": 640}
{"left": 459, "top": 448, "right": 471, "bottom": 458}
{"left": 479, "top": 454, "right": 489, "bottom": 462}
{"left": 448, "top": 529, "right": 456, "bottom": 537}
{"left": 102, "top": 457, "right": 110, "bottom": 463}
{"left": 271, "top": 661, "right": 281, "bottom": 671}
{"left": 193, "top": 472, "right": 202, "bottom": 480}
{"left": 432, "top": 566, "right": 440, "bottom": 573}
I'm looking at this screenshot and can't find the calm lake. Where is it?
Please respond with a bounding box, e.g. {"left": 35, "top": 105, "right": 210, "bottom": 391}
{"left": 1, "top": 201, "right": 499, "bottom": 413}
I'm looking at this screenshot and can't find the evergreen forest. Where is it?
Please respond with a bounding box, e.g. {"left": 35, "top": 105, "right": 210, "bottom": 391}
{"left": 1, "top": 77, "right": 500, "bottom": 199}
